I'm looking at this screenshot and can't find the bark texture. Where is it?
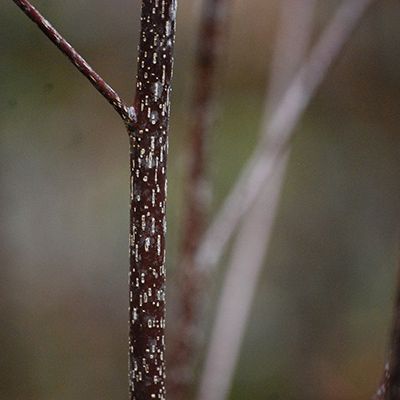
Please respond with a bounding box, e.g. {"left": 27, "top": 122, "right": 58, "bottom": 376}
{"left": 11, "top": 0, "right": 177, "bottom": 398}
{"left": 128, "top": 1, "right": 177, "bottom": 399}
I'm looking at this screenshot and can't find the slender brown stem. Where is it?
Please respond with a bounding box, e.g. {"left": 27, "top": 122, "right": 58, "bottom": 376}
{"left": 128, "top": 1, "right": 177, "bottom": 399}
{"left": 387, "top": 272, "right": 400, "bottom": 399}
{"left": 197, "top": 2, "right": 316, "bottom": 398}
{"left": 168, "top": 0, "right": 230, "bottom": 397}
{"left": 373, "top": 259, "right": 400, "bottom": 400}
{"left": 12, "top": 0, "right": 134, "bottom": 125}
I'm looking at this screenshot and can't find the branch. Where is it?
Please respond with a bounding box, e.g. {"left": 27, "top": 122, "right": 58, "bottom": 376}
{"left": 12, "top": 0, "right": 134, "bottom": 126}
{"left": 196, "top": 0, "right": 378, "bottom": 276}
{"left": 373, "top": 259, "right": 400, "bottom": 400}
{"left": 197, "top": 154, "right": 290, "bottom": 400}
{"left": 168, "top": 0, "right": 231, "bottom": 397}
{"left": 197, "top": 1, "right": 316, "bottom": 399}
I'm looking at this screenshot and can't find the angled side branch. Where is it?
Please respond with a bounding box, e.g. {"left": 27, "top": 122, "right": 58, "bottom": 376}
{"left": 196, "top": 0, "right": 378, "bottom": 276}
{"left": 12, "top": 0, "right": 135, "bottom": 126}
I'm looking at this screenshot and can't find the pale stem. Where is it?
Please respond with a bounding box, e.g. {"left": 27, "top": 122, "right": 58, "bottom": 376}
{"left": 196, "top": 0, "right": 378, "bottom": 277}
{"left": 197, "top": 1, "right": 316, "bottom": 398}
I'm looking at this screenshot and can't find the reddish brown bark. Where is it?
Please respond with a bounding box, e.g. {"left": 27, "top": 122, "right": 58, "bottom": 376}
{"left": 128, "top": 1, "right": 177, "bottom": 399}
{"left": 168, "top": 0, "right": 229, "bottom": 398}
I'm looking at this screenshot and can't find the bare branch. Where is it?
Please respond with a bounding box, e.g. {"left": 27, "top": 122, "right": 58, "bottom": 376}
{"left": 168, "top": 0, "right": 231, "bottom": 397}
{"left": 11, "top": 0, "right": 178, "bottom": 398}
{"left": 12, "top": 0, "right": 134, "bottom": 125}
{"left": 373, "top": 260, "right": 400, "bottom": 400}
{"left": 198, "top": 154, "right": 289, "bottom": 400}
{"left": 197, "top": 1, "right": 316, "bottom": 398}
{"left": 196, "top": 0, "right": 378, "bottom": 276}
{"left": 266, "top": 0, "right": 316, "bottom": 113}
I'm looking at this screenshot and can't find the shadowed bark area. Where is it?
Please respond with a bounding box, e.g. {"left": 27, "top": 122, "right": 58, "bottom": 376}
{"left": 128, "top": 0, "right": 177, "bottom": 399}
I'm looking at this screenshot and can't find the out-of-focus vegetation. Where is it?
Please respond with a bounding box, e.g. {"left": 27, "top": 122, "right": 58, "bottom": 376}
{"left": 1, "top": 1, "right": 399, "bottom": 399}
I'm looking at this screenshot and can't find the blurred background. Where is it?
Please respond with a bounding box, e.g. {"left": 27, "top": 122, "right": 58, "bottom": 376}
{"left": 1, "top": 0, "right": 400, "bottom": 399}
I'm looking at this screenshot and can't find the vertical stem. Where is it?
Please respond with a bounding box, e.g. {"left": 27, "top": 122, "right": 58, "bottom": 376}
{"left": 181, "top": 0, "right": 229, "bottom": 261}
{"left": 128, "top": 1, "right": 177, "bottom": 399}
{"left": 169, "top": 0, "right": 230, "bottom": 397}
{"left": 374, "top": 257, "right": 400, "bottom": 400}
{"left": 197, "top": 2, "right": 316, "bottom": 398}
{"left": 197, "top": 155, "right": 289, "bottom": 400}
{"left": 196, "top": 0, "right": 377, "bottom": 276}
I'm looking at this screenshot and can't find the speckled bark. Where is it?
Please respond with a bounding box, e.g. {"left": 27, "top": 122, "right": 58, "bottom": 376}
{"left": 11, "top": 0, "right": 177, "bottom": 398}
{"left": 128, "top": 1, "right": 177, "bottom": 399}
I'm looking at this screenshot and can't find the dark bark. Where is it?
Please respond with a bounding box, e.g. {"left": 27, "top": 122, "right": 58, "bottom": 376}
{"left": 128, "top": 1, "right": 177, "bottom": 399}
{"left": 12, "top": 0, "right": 177, "bottom": 398}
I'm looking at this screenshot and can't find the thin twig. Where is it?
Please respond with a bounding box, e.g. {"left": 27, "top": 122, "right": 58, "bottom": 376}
{"left": 196, "top": 0, "right": 378, "bottom": 276}
{"left": 197, "top": 1, "right": 316, "bottom": 398}
{"left": 12, "top": 0, "right": 134, "bottom": 125}
{"left": 11, "top": 0, "right": 177, "bottom": 398}
{"left": 373, "top": 257, "right": 400, "bottom": 400}
{"left": 168, "top": 0, "right": 230, "bottom": 397}
{"left": 197, "top": 154, "right": 289, "bottom": 400}
{"left": 266, "top": 0, "right": 316, "bottom": 113}
{"left": 387, "top": 280, "right": 400, "bottom": 400}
